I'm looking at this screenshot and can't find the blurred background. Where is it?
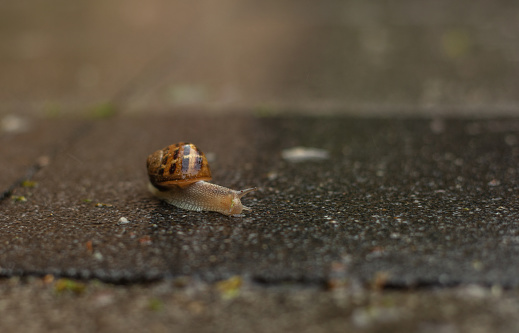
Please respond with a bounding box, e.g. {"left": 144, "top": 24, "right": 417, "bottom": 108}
{"left": 1, "top": 0, "right": 519, "bottom": 116}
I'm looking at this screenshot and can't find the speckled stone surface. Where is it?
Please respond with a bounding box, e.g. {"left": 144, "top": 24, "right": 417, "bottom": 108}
{"left": 0, "top": 118, "right": 83, "bottom": 196}
{"left": 2, "top": 115, "right": 518, "bottom": 287}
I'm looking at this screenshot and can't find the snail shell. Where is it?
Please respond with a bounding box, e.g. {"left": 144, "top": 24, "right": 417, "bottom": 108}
{"left": 147, "top": 142, "right": 212, "bottom": 188}
{"left": 147, "top": 142, "right": 257, "bottom": 216}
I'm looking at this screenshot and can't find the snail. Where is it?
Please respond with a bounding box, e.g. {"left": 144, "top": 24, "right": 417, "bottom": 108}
{"left": 147, "top": 142, "right": 257, "bottom": 216}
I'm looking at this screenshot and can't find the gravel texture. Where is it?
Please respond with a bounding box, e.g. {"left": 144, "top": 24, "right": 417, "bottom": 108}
{"left": 1, "top": 275, "right": 519, "bottom": 333}
{"left": 2, "top": 116, "right": 519, "bottom": 289}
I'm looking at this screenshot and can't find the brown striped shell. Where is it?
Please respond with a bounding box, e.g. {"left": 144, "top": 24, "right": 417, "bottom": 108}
{"left": 147, "top": 142, "right": 212, "bottom": 189}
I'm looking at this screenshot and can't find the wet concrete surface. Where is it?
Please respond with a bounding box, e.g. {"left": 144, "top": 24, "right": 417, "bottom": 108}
{"left": 2, "top": 115, "right": 519, "bottom": 288}
{"left": 2, "top": 114, "right": 519, "bottom": 331}
{"left": 0, "top": 118, "right": 81, "bottom": 196}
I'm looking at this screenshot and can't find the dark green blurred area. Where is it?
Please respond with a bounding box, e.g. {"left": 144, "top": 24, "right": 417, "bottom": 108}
{"left": 1, "top": 1, "right": 518, "bottom": 116}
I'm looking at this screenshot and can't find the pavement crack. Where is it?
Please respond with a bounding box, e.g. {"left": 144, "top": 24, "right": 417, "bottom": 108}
{"left": 0, "top": 159, "right": 46, "bottom": 203}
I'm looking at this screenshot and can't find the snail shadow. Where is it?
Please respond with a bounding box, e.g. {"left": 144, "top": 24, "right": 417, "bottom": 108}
{"left": 148, "top": 201, "right": 247, "bottom": 234}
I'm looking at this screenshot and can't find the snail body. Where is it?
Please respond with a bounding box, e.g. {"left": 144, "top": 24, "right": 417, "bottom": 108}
{"left": 147, "top": 142, "right": 256, "bottom": 216}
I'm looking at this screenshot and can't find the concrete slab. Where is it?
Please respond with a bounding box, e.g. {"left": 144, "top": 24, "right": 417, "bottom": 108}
{"left": 0, "top": 116, "right": 84, "bottom": 197}
{"left": 2, "top": 115, "right": 519, "bottom": 288}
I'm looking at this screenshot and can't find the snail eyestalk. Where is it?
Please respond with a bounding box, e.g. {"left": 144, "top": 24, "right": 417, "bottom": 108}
{"left": 239, "top": 187, "right": 257, "bottom": 198}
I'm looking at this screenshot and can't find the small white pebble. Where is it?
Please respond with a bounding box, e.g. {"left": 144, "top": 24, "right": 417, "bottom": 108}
{"left": 267, "top": 171, "right": 278, "bottom": 181}
{"left": 118, "top": 217, "right": 129, "bottom": 224}
{"left": 1, "top": 114, "right": 30, "bottom": 133}
{"left": 93, "top": 251, "right": 104, "bottom": 261}
{"left": 281, "top": 147, "right": 329, "bottom": 162}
